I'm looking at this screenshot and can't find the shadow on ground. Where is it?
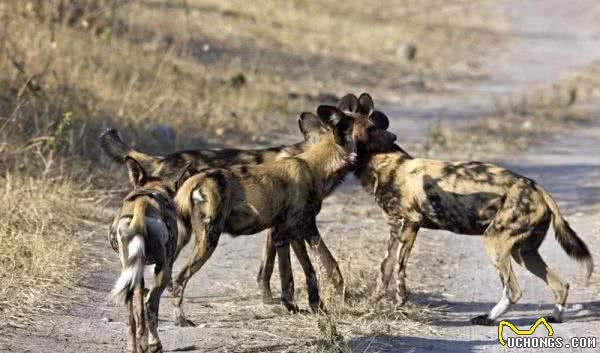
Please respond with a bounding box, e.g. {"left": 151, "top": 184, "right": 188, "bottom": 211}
{"left": 352, "top": 335, "right": 495, "bottom": 353}
{"left": 412, "top": 289, "right": 600, "bottom": 328}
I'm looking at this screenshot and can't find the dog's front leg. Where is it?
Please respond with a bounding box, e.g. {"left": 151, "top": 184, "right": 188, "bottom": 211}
{"left": 291, "top": 239, "right": 325, "bottom": 313}
{"left": 306, "top": 235, "right": 344, "bottom": 296}
{"left": 373, "top": 223, "right": 403, "bottom": 301}
{"left": 394, "top": 221, "right": 419, "bottom": 305}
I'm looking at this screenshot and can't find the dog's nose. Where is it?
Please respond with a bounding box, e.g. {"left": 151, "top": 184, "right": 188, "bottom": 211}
{"left": 390, "top": 133, "right": 397, "bottom": 142}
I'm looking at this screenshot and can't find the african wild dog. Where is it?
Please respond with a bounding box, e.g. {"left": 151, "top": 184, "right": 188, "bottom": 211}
{"left": 255, "top": 93, "right": 394, "bottom": 296}
{"left": 109, "top": 158, "right": 181, "bottom": 353}
{"left": 347, "top": 98, "right": 593, "bottom": 325}
{"left": 99, "top": 93, "right": 395, "bottom": 303}
{"left": 168, "top": 105, "right": 396, "bottom": 326}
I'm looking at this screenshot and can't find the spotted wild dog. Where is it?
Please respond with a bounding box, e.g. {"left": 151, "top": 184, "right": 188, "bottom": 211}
{"left": 109, "top": 158, "right": 181, "bottom": 353}
{"left": 168, "top": 105, "right": 395, "bottom": 326}
{"left": 346, "top": 97, "right": 593, "bottom": 325}
{"left": 99, "top": 93, "right": 396, "bottom": 303}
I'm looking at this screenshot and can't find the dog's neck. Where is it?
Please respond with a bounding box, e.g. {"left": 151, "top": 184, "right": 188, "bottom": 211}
{"left": 354, "top": 143, "right": 412, "bottom": 181}
{"left": 297, "top": 134, "right": 354, "bottom": 188}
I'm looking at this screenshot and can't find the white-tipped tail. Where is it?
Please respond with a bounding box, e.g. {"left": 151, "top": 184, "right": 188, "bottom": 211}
{"left": 110, "top": 234, "right": 145, "bottom": 305}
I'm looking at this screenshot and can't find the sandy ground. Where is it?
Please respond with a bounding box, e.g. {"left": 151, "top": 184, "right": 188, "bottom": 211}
{"left": 3, "top": 0, "right": 600, "bottom": 352}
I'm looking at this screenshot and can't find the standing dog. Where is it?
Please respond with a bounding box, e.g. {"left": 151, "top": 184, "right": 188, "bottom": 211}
{"left": 255, "top": 93, "right": 393, "bottom": 297}
{"left": 346, "top": 98, "right": 593, "bottom": 325}
{"left": 168, "top": 106, "right": 396, "bottom": 326}
{"left": 109, "top": 158, "right": 180, "bottom": 352}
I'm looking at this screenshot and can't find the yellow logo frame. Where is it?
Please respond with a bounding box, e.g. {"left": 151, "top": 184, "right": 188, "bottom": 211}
{"left": 498, "top": 317, "right": 554, "bottom": 346}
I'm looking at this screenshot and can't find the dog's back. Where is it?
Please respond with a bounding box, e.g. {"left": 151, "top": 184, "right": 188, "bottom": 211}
{"left": 100, "top": 128, "right": 306, "bottom": 181}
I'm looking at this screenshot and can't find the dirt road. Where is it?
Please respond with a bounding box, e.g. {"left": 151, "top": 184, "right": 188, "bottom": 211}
{"left": 4, "top": 0, "right": 600, "bottom": 352}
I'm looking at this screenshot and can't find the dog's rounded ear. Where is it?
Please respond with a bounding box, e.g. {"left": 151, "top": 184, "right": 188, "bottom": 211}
{"left": 333, "top": 115, "right": 354, "bottom": 146}
{"left": 298, "top": 112, "right": 327, "bottom": 142}
{"left": 370, "top": 110, "right": 390, "bottom": 130}
{"left": 125, "top": 157, "right": 146, "bottom": 188}
{"left": 337, "top": 94, "right": 359, "bottom": 113}
{"left": 174, "top": 162, "right": 196, "bottom": 190}
{"left": 316, "top": 105, "right": 345, "bottom": 127}
{"left": 357, "top": 93, "right": 374, "bottom": 115}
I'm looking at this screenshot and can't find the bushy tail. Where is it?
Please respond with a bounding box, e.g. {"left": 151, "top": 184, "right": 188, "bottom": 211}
{"left": 99, "top": 128, "right": 157, "bottom": 164}
{"left": 536, "top": 184, "right": 593, "bottom": 282}
{"left": 110, "top": 233, "right": 145, "bottom": 305}
{"left": 110, "top": 200, "right": 147, "bottom": 305}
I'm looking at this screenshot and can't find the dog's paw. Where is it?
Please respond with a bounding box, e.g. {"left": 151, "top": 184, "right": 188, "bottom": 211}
{"left": 310, "top": 300, "right": 327, "bottom": 315}
{"left": 545, "top": 316, "right": 563, "bottom": 324}
{"left": 146, "top": 342, "right": 163, "bottom": 353}
{"left": 174, "top": 316, "right": 196, "bottom": 327}
{"left": 169, "top": 283, "right": 182, "bottom": 298}
{"left": 470, "top": 314, "right": 496, "bottom": 326}
{"left": 282, "top": 301, "right": 300, "bottom": 314}
{"left": 394, "top": 288, "right": 409, "bottom": 306}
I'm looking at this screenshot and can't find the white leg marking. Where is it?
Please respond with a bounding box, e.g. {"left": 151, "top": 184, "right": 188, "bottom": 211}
{"left": 488, "top": 286, "right": 512, "bottom": 320}
{"left": 552, "top": 304, "right": 565, "bottom": 322}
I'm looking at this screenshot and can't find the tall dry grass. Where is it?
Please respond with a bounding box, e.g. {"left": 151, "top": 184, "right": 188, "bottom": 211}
{"left": 0, "top": 174, "right": 107, "bottom": 329}
{"left": 127, "top": 0, "right": 505, "bottom": 92}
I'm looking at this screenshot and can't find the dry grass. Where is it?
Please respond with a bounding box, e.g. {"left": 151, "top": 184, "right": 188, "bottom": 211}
{"left": 127, "top": 0, "right": 505, "bottom": 92}
{"left": 0, "top": 174, "right": 106, "bottom": 329}
{"left": 0, "top": 2, "right": 298, "bottom": 157}
{"left": 0, "top": 0, "right": 506, "bottom": 161}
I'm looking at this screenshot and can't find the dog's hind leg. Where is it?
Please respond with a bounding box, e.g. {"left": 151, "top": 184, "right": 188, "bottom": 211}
{"left": 172, "top": 220, "right": 221, "bottom": 326}
{"left": 520, "top": 249, "right": 569, "bottom": 323}
{"left": 146, "top": 262, "right": 170, "bottom": 352}
{"left": 256, "top": 229, "right": 277, "bottom": 304}
{"left": 512, "top": 216, "right": 568, "bottom": 323}
{"left": 291, "top": 239, "right": 325, "bottom": 313}
{"left": 471, "top": 234, "right": 518, "bottom": 326}
{"left": 472, "top": 180, "right": 545, "bottom": 326}
{"left": 172, "top": 173, "right": 229, "bottom": 326}
{"left": 168, "top": 220, "right": 193, "bottom": 297}
{"left": 471, "top": 240, "right": 520, "bottom": 326}
{"left": 133, "top": 279, "right": 147, "bottom": 352}
{"left": 127, "top": 299, "right": 137, "bottom": 353}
